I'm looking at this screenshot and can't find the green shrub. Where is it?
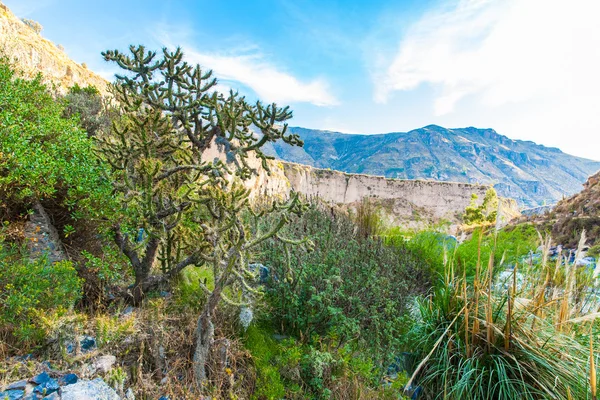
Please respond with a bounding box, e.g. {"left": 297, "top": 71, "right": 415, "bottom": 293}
{"left": 260, "top": 203, "right": 431, "bottom": 375}
{"left": 0, "top": 58, "right": 111, "bottom": 218}
{"left": 0, "top": 244, "right": 82, "bottom": 346}
{"left": 243, "top": 326, "right": 286, "bottom": 400}
{"left": 456, "top": 224, "right": 539, "bottom": 276}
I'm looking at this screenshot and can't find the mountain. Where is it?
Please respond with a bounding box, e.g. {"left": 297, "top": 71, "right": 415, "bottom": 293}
{"left": 266, "top": 125, "right": 600, "bottom": 207}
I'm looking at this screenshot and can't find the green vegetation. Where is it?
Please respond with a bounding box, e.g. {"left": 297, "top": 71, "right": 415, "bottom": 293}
{"left": 463, "top": 188, "right": 498, "bottom": 226}
{"left": 404, "top": 233, "right": 597, "bottom": 399}
{"left": 0, "top": 244, "right": 81, "bottom": 346}
{"left": 0, "top": 57, "right": 110, "bottom": 218}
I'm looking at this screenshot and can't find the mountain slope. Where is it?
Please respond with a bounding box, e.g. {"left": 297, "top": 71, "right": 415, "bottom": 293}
{"left": 266, "top": 125, "right": 600, "bottom": 207}
{"left": 0, "top": 3, "right": 107, "bottom": 93}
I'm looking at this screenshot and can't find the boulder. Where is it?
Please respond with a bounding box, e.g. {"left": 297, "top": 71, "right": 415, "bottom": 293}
{"left": 61, "top": 378, "right": 120, "bottom": 400}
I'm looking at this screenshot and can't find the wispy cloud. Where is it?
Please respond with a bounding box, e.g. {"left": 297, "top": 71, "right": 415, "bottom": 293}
{"left": 374, "top": 0, "right": 600, "bottom": 116}
{"left": 183, "top": 49, "right": 339, "bottom": 106}
{"left": 153, "top": 25, "right": 338, "bottom": 107}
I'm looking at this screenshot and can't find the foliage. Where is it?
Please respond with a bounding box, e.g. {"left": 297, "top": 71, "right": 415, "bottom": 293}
{"left": 62, "top": 83, "right": 111, "bottom": 137}
{"left": 355, "top": 196, "right": 384, "bottom": 238}
{"left": 405, "top": 233, "right": 596, "bottom": 399}
{"left": 243, "top": 326, "right": 287, "bottom": 399}
{"left": 0, "top": 244, "right": 82, "bottom": 346}
{"left": 456, "top": 224, "right": 539, "bottom": 276}
{"left": 21, "top": 18, "right": 42, "bottom": 34}
{"left": 463, "top": 188, "right": 498, "bottom": 226}
{"left": 0, "top": 58, "right": 111, "bottom": 219}
{"left": 260, "top": 202, "right": 431, "bottom": 375}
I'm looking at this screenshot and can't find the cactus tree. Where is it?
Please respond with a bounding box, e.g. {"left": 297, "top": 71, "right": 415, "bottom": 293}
{"left": 99, "top": 45, "right": 303, "bottom": 304}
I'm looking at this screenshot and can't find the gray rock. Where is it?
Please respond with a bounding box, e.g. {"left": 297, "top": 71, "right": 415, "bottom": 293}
{"left": 43, "top": 392, "right": 60, "bottom": 400}
{"left": 93, "top": 355, "right": 116, "bottom": 374}
{"left": 61, "top": 378, "right": 120, "bottom": 400}
{"left": 32, "top": 377, "right": 59, "bottom": 396}
{"left": 30, "top": 373, "right": 50, "bottom": 385}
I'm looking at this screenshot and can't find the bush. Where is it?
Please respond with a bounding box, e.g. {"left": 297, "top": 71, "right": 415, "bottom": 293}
{"left": 260, "top": 203, "right": 432, "bottom": 375}
{"left": 21, "top": 18, "right": 42, "bottom": 34}
{"left": 62, "top": 84, "right": 111, "bottom": 137}
{"left": 0, "top": 244, "right": 82, "bottom": 346}
{"left": 456, "top": 224, "right": 539, "bottom": 276}
{"left": 0, "top": 58, "right": 111, "bottom": 218}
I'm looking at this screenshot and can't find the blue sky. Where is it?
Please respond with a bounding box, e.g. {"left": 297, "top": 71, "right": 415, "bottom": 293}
{"left": 6, "top": 0, "right": 600, "bottom": 160}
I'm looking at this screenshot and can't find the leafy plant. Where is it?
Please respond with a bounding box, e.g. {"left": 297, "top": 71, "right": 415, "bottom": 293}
{"left": 261, "top": 202, "right": 431, "bottom": 375}
{"left": 0, "top": 57, "right": 111, "bottom": 219}
{"left": 0, "top": 244, "right": 82, "bottom": 347}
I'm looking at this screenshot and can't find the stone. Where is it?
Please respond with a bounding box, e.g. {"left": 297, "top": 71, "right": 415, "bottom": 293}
{"left": 93, "top": 355, "right": 116, "bottom": 374}
{"left": 80, "top": 336, "right": 97, "bottom": 352}
{"left": 30, "top": 373, "right": 50, "bottom": 385}
{"left": 61, "top": 378, "right": 120, "bottom": 400}
{"left": 33, "top": 378, "right": 59, "bottom": 396}
{"left": 0, "top": 390, "right": 25, "bottom": 400}
{"left": 58, "top": 374, "right": 78, "bottom": 386}
{"left": 43, "top": 393, "right": 60, "bottom": 400}
{"left": 5, "top": 380, "right": 27, "bottom": 391}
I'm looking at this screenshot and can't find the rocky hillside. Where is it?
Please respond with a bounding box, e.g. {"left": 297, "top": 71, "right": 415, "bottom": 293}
{"left": 267, "top": 125, "right": 600, "bottom": 207}
{"left": 0, "top": 3, "right": 107, "bottom": 93}
{"left": 543, "top": 170, "right": 600, "bottom": 248}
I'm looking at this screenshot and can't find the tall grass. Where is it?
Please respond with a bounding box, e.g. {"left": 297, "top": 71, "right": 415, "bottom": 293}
{"left": 407, "top": 230, "right": 599, "bottom": 399}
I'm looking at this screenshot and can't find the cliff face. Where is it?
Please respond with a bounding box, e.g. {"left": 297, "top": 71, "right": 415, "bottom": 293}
{"left": 0, "top": 3, "right": 107, "bottom": 93}
{"left": 267, "top": 125, "right": 600, "bottom": 208}
{"left": 206, "top": 139, "right": 519, "bottom": 229}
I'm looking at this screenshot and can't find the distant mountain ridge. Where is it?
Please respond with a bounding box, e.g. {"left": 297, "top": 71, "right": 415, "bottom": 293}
{"left": 265, "top": 125, "right": 600, "bottom": 207}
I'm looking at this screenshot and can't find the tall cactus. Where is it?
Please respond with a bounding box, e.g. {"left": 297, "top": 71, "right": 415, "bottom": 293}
{"left": 99, "top": 45, "right": 303, "bottom": 304}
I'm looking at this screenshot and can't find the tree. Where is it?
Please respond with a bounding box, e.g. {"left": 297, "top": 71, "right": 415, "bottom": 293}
{"left": 100, "top": 45, "right": 309, "bottom": 383}
{"left": 463, "top": 188, "right": 498, "bottom": 226}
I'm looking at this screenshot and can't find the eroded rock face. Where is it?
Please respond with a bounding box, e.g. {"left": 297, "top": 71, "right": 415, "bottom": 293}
{"left": 0, "top": 4, "right": 107, "bottom": 94}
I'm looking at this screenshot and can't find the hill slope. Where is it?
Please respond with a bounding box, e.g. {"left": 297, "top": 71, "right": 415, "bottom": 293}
{"left": 0, "top": 3, "right": 107, "bottom": 93}
{"left": 266, "top": 125, "right": 600, "bottom": 207}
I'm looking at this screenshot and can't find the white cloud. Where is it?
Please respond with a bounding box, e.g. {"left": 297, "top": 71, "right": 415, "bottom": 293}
{"left": 375, "top": 0, "right": 600, "bottom": 111}
{"left": 183, "top": 49, "right": 339, "bottom": 106}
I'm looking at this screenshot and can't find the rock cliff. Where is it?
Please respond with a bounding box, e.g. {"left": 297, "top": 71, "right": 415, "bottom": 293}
{"left": 0, "top": 3, "right": 107, "bottom": 93}
{"left": 267, "top": 126, "right": 600, "bottom": 208}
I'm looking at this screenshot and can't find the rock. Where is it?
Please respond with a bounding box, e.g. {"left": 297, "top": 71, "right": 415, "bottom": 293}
{"left": 158, "top": 397, "right": 169, "bottom": 400}
{"left": 33, "top": 378, "right": 59, "bottom": 396}
{"left": 93, "top": 355, "right": 116, "bottom": 374}
{"left": 58, "top": 374, "right": 78, "bottom": 386}
{"left": 30, "top": 373, "right": 51, "bottom": 386}
{"left": 43, "top": 392, "right": 60, "bottom": 400}
{"left": 61, "top": 378, "right": 120, "bottom": 400}
{"left": 80, "top": 336, "right": 97, "bottom": 352}
{"left": 0, "top": 390, "right": 25, "bottom": 400}
{"left": 5, "top": 380, "right": 27, "bottom": 391}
